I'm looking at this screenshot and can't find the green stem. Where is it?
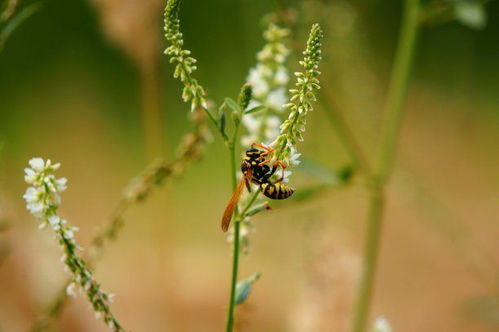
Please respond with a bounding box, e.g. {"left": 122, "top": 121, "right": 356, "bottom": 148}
{"left": 376, "top": 0, "right": 420, "bottom": 183}
{"left": 226, "top": 219, "right": 240, "bottom": 332}
{"left": 230, "top": 121, "right": 241, "bottom": 190}
{"left": 203, "top": 106, "right": 219, "bottom": 130}
{"left": 200, "top": 105, "right": 231, "bottom": 144}
{"left": 225, "top": 189, "right": 259, "bottom": 332}
{"left": 225, "top": 118, "right": 242, "bottom": 332}
{"left": 351, "top": 0, "right": 420, "bottom": 331}
{"left": 319, "top": 93, "right": 371, "bottom": 175}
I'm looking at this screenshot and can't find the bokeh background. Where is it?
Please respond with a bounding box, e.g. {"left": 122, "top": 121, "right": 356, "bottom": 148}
{"left": 1, "top": 0, "right": 498, "bottom": 331}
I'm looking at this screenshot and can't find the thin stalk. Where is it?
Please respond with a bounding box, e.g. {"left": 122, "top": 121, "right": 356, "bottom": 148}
{"left": 351, "top": 0, "right": 420, "bottom": 331}
{"left": 319, "top": 91, "right": 371, "bottom": 175}
{"left": 225, "top": 119, "right": 242, "bottom": 332}
{"left": 140, "top": 61, "right": 164, "bottom": 160}
{"left": 226, "top": 219, "right": 240, "bottom": 332}
{"left": 225, "top": 110, "right": 260, "bottom": 330}
{"left": 230, "top": 122, "right": 241, "bottom": 190}
{"left": 225, "top": 189, "right": 259, "bottom": 332}
{"left": 376, "top": 0, "right": 421, "bottom": 183}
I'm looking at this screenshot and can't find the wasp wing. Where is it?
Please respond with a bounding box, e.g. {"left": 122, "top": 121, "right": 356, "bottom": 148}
{"left": 221, "top": 169, "right": 252, "bottom": 232}
{"left": 244, "top": 174, "right": 252, "bottom": 192}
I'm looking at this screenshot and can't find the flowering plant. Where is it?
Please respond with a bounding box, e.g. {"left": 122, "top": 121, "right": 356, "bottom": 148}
{"left": 23, "top": 158, "right": 125, "bottom": 332}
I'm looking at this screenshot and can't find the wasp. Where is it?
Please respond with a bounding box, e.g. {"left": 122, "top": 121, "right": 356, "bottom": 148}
{"left": 221, "top": 143, "right": 295, "bottom": 232}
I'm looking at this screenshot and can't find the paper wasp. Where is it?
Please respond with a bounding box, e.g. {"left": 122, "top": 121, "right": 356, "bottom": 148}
{"left": 221, "top": 143, "right": 295, "bottom": 232}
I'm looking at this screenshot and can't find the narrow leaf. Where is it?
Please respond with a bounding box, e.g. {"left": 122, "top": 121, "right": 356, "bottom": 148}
{"left": 244, "top": 105, "right": 266, "bottom": 114}
{"left": 218, "top": 108, "right": 226, "bottom": 135}
{"left": 245, "top": 202, "right": 270, "bottom": 217}
{"left": 224, "top": 97, "right": 241, "bottom": 113}
{"left": 298, "top": 157, "right": 353, "bottom": 185}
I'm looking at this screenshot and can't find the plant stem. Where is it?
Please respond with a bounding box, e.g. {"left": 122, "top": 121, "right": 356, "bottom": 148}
{"left": 319, "top": 91, "right": 371, "bottom": 175}
{"left": 140, "top": 60, "right": 164, "bottom": 160}
{"left": 230, "top": 122, "right": 241, "bottom": 190}
{"left": 225, "top": 189, "right": 260, "bottom": 332}
{"left": 225, "top": 118, "right": 242, "bottom": 332}
{"left": 376, "top": 0, "right": 420, "bottom": 183}
{"left": 226, "top": 218, "right": 240, "bottom": 332}
{"left": 351, "top": 0, "right": 420, "bottom": 331}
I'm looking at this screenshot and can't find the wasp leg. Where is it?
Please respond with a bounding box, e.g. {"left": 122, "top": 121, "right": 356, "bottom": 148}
{"left": 251, "top": 143, "right": 275, "bottom": 159}
{"left": 272, "top": 160, "right": 287, "bottom": 183}
{"left": 251, "top": 142, "right": 274, "bottom": 153}
{"left": 257, "top": 158, "right": 271, "bottom": 167}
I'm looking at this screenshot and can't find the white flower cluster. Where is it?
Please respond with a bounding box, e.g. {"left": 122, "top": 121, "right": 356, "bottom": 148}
{"left": 23, "top": 158, "right": 124, "bottom": 332}
{"left": 23, "top": 158, "right": 67, "bottom": 223}
{"left": 242, "top": 23, "right": 291, "bottom": 147}
{"left": 226, "top": 216, "right": 254, "bottom": 254}
{"left": 373, "top": 316, "right": 392, "bottom": 332}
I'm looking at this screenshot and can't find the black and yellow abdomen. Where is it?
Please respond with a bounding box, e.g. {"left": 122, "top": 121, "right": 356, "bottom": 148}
{"left": 260, "top": 182, "right": 295, "bottom": 200}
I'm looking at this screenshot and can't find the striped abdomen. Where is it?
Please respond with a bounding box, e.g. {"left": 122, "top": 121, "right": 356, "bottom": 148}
{"left": 260, "top": 182, "right": 295, "bottom": 200}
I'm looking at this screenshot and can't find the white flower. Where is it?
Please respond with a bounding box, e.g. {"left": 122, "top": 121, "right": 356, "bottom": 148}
{"left": 275, "top": 67, "right": 289, "bottom": 85}
{"left": 63, "top": 228, "right": 75, "bottom": 240}
{"left": 262, "top": 116, "right": 281, "bottom": 144}
{"left": 29, "top": 158, "right": 45, "bottom": 172}
{"left": 373, "top": 316, "right": 392, "bottom": 332}
{"left": 48, "top": 215, "right": 60, "bottom": 227}
{"left": 50, "top": 162, "right": 61, "bottom": 171}
{"left": 66, "top": 283, "right": 77, "bottom": 297}
{"left": 242, "top": 114, "right": 261, "bottom": 133}
{"left": 23, "top": 158, "right": 67, "bottom": 220}
{"left": 282, "top": 170, "right": 292, "bottom": 183}
{"left": 247, "top": 99, "right": 260, "bottom": 110}
{"left": 242, "top": 23, "right": 290, "bottom": 148}
{"left": 289, "top": 146, "right": 302, "bottom": 166}
{"left": 248, "top": 66, "right": 269, "bottom": 97}
{"left": 24, "top": 168, "right": 37, "bottom": 184}
{"left": 23, "top": 186, "right": 41, "bottom": 203}
{"left": 24, "top": 186, "right": 46, "bottom": 217}
{"left": 56, "top": 177, "right": 67, "bottom": 192}
{"left": 26, "top": 202, "right": 45, "bottom": 217}
{"left": 267, "top": 88, "right": 287, "bottom": 111}
{"left": 266, "top": 116, "right": 281, "bottom": 129}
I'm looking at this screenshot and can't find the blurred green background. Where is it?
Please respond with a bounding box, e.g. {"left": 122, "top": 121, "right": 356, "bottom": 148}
{"left": 0, "top": 0, "right": 498, "bottom": 331}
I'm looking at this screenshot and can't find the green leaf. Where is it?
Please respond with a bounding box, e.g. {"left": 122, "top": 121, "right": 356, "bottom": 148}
{"left": 298, "top": 157, "right": 353, "bottom": 185}
{"left": 289, "top": 184, "right": 329, "bottom": 202}
{"left": 454, "top": 1, "right": 487, "bottom": 30}
{"left": 218, "top": 107, "right": 226, "bottom": 136}
{"left": 224, "top": 97, "right": 240, "bottom": 113}
{"left": 235, "top": 273, "right": 261, "bottom": 305}
{"left": 0, "top": 3, "right": 41, "bottom": 51}
{"left": 244, "top": 105, "right": 266, "bottom": 114}
{"left": 245, "top": 202, "right": 270, "bottom": 217}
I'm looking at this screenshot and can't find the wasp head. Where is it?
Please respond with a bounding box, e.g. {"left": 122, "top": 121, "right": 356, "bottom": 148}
{"left": 245, "top": 147, "right": 263, "bottom": 160}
